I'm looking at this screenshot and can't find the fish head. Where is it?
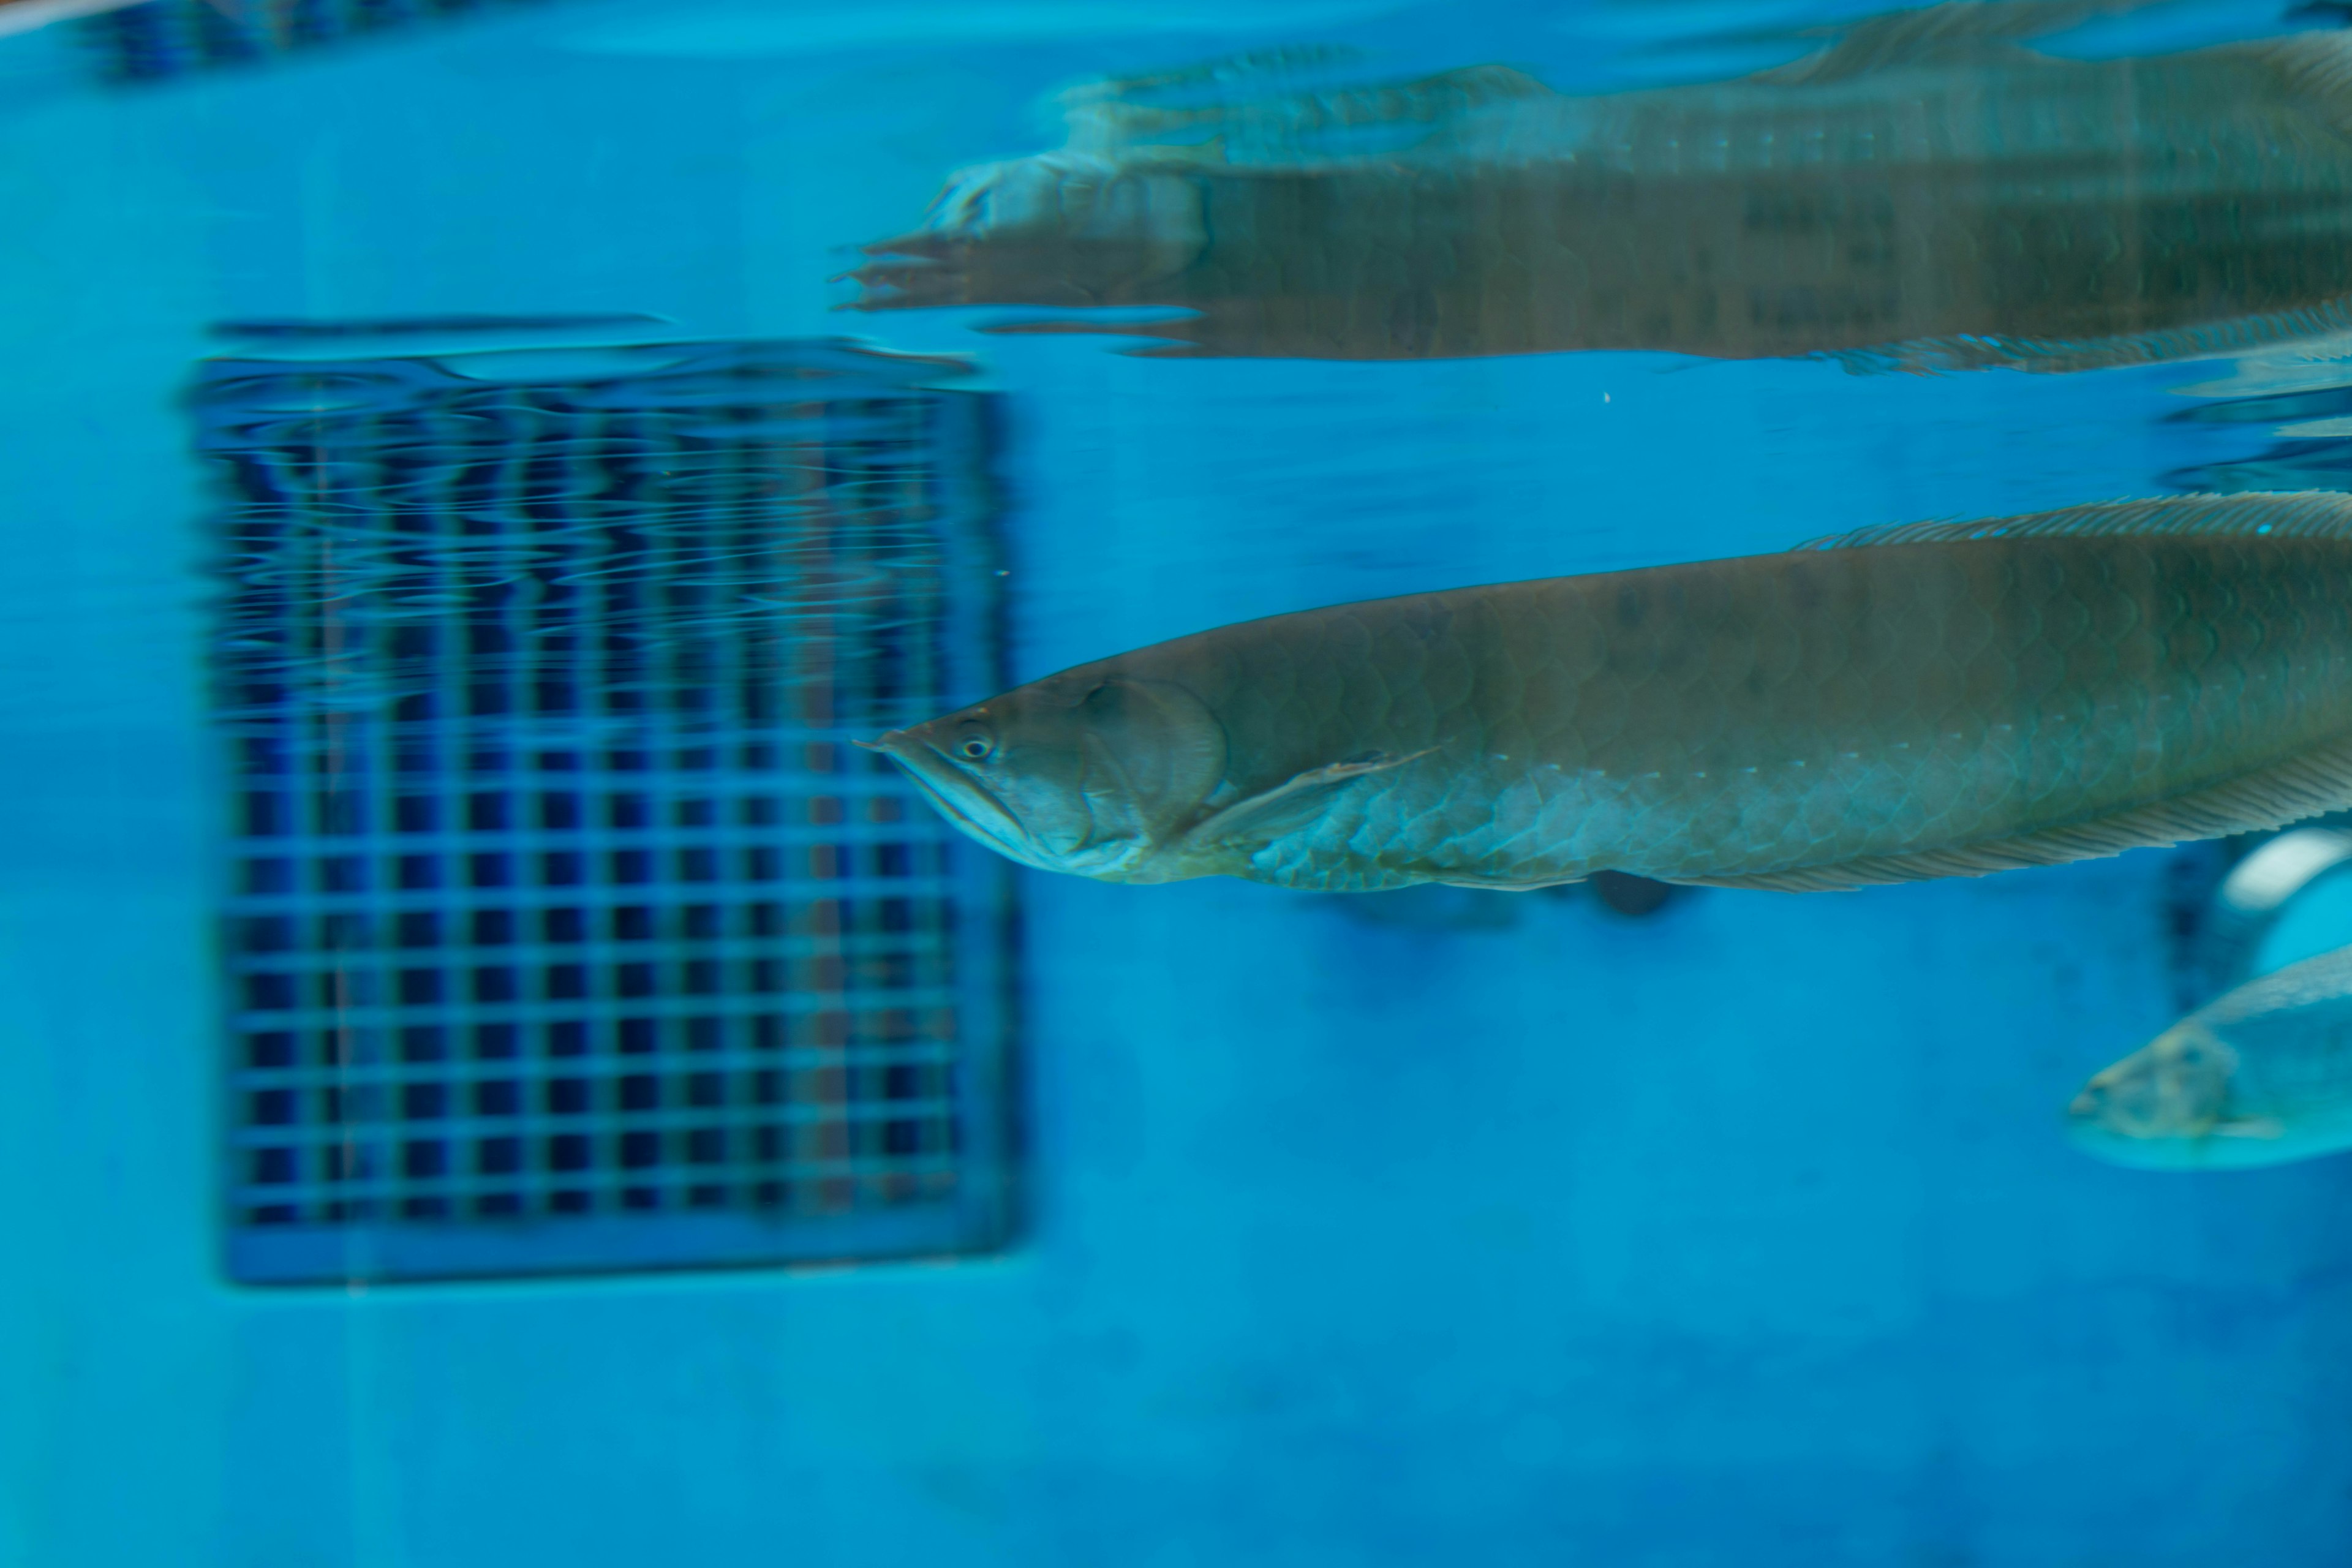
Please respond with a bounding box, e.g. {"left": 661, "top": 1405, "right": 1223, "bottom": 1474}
{"left": 924, "top": 149, "right": 1205, "bottom": 248}
{"left": 862, "top": 673, "right": 1229, "bottom": 881}
{"left": 2065, "top": 1020, "right": 2247, "bottom": 1167}
{"left": 849, "top": 153, "right": 1207, "bottom": 312}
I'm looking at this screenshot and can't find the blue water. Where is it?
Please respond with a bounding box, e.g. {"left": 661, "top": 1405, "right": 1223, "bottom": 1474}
{"left": 5, "top": 1, "right": 2352, "bottom": 1564}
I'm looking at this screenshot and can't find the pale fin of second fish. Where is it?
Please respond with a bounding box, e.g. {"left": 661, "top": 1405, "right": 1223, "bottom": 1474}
{"left": 1792, "top": 490, "right": 2352, "bottom": 551}
{"left": 2214, "top": 1117, "right": 2287, "bottom": 1139}
{"left": 1670, "top": 732, "right": 2352, "bottom": 892}
{"left": 1178, "top": 750, "right": 1433, "bottom": 850}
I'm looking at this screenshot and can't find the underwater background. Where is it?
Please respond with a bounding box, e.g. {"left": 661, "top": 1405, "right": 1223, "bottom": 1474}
{"left": 6, "top": 0, "right": 2352, "bottom": 1562}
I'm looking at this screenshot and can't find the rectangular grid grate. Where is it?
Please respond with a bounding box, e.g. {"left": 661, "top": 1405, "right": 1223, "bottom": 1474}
{"left": 200, "top": 334, "right": 1017, "bottom": 1284}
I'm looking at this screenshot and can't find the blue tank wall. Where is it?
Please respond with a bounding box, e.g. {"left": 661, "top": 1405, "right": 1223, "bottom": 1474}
{"left": 2, "top": 7, "right": 2350, "bottom": 1565}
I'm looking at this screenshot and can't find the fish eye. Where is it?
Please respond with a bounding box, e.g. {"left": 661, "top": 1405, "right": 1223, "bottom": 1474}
{"left": 955, "top": 731, "right": 995, "bottom": 762}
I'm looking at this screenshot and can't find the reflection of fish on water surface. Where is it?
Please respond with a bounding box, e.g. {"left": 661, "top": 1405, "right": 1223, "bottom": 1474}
{"left": 2070, "top": 944, "right": 2352, "bottom": 1169}
{"left": 868, "top": 494, "right": 2352, "bottom": 894}
{"left": 848, "top": 2, "right": 2352, "bottom": 368}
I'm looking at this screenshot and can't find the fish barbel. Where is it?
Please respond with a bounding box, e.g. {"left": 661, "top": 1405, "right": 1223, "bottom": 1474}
{"left": 846, "top": 5, "right": 2352, "bottom": 368}
{"left": 2069, "top": 944, "right": 2352, "bottom": 1169}
{"left": 865, "top": 494, "right": 2352, "bottom": 893}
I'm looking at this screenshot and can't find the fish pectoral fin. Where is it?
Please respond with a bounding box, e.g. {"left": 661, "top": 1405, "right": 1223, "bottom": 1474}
{"left": 1178, "top": 749, "right": 1433, "bottom": 850}
{"left": 2214, "top": 1116, "right": 2286, "bottom": 1140}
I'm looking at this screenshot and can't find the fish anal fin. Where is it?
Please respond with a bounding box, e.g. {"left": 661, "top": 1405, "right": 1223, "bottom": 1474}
{"left": 1180, "top": 749, "right": 1432, "bottom": 850}
{"left": 1668, "top": 864, "right": 1879, "bottom": 894}
{"left": 1663, "top": 732, "right": 2352, "bottom": 894}
{"left": 1794, "top": 491, "right": 2352, "bottom": 551}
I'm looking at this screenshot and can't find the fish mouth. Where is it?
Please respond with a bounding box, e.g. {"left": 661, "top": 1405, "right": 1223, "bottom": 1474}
{"left": 2062, "top": 1095, "right": 2231, "bottom": 1169}
{"left": 859, "top": 729, "right": 1156, "bottom": 878}
{"left": 2064, "top": 1085, "right": 2167, "bottom": 1145}
{"left": 2064, "top": 1085, "right": 2160, "bottom": 1155}
{"left": 859, "top": 730, "right": 1066, "bottom": 874}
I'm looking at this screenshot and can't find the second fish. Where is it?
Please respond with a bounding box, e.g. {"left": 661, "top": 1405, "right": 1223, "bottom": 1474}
{"left": 868, "top": 494, "right": 2352, "bottom": 893}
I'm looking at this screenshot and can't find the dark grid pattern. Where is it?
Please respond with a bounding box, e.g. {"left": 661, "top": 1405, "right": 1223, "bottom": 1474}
{"left": 82, "top": 0, "right": 551, "bottom": 80}
{"left": 200, "top": 336, "right": 1016, "bottom": 1284}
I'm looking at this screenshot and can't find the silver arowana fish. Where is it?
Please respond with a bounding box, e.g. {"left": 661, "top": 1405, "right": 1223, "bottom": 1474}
{"left": 848, "top": 4, "right": 2352, "bottom": 369}
{"left": 2068, "top": 944, "right": 2352, "bottom": 1169}
{"left": 865, "top": 494, "right": 2352, "bottom": 894}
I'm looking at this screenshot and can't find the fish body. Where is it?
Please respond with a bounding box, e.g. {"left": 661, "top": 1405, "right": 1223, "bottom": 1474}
{"left": 2069, "top": 944, "right": 2352, "bottom": 1169}
{"left": 867, "top": 494, "right": 2352, "bottom": 893}
{"left": 848, "top": 11, "right": 2352, "bottom": 367}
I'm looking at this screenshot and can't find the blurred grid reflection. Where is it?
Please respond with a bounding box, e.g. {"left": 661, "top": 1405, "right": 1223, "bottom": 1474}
{"left": 81, "top": 0, "right": 552, "bottom": 80}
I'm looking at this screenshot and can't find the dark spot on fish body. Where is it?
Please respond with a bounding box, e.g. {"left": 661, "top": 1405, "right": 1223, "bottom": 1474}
{"left": 1615, "top": 587, "right": 1645, "bottom": 629}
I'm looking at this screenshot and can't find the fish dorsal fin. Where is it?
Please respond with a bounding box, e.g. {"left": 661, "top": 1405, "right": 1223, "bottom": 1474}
{"left": 1060, "top": 45, "right": 1370, "bottom": 110}
{"left": 1058, "top": 53, "right": 1548, "bottom": 165}
{"left": 2242, "top": 31, "right": 2352, "bottom": 144}
{"left": 1756, "top": 0, "right": 2144, "bottom": 86}
{"left": 1177, "top": 750, "right": 1431, "bottom": 852}
{"left": 1665, "top": 733, "right": 2352, "bottom": 894}
{"left": 1792, "top": 491, "right": 2352, "bottom": 552}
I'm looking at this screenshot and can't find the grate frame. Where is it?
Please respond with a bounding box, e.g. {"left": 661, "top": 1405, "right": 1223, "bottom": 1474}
{"left": 201, "top": 333, "right": 1019, "bottom": 1285}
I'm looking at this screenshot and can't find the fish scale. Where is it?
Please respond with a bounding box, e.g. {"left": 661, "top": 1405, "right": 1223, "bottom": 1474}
{"left": 1362, "top": 535, "right": 2310, "bottom": 879}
